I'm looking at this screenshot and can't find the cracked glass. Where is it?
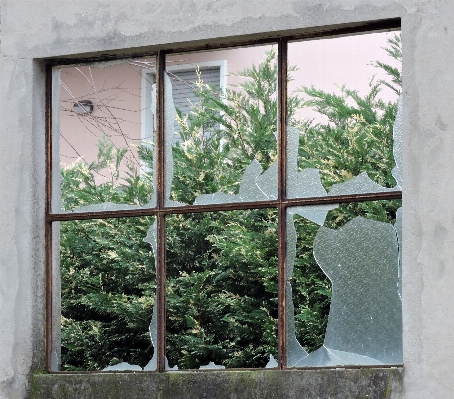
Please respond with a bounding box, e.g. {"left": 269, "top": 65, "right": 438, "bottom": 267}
{"left": 51, "top": 28, "right": 402, "bottom": 372}
{"left": 164, "top": 45, "right": 278, "bottom": 207}
{"left": 55, "top": 57, "right": 158, "bottom": 213}
{"left": 286, "top": 33, "right": 401, "bottom": 199}
{"left": 286, "top": 200, "right": 402, "bottom": 367}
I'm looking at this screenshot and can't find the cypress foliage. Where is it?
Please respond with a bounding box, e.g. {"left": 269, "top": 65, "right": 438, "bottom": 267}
{"left": 60, "top": 35, "right": 401, "bottom": 370}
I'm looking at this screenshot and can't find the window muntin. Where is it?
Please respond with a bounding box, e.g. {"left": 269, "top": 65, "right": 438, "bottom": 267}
{"left": 48, "top": 27, "right": 402, "bottom": 372}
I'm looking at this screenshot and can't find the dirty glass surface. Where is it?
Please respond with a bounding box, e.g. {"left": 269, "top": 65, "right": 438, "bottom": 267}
{"left": 166, "top": 210, "right": 278, "bottom": 369}
{"left": 56, "top": 57, "right": 157, "bottom": 213}
{"left": 286, "top": 200, "right": 402, "bottom": 367}
{"left": 165, "top": 45, "right": 278, "bottom": 207}
{"left": 286, "top": 33, "right": 401, "bottom": 198}
{"left": 58, "top": 217, "right": 157, "bottom": 371}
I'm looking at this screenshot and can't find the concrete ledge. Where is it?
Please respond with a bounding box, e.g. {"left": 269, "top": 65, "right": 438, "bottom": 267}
{"left": 32, "top": 368, "right": 403, "bottom": 399}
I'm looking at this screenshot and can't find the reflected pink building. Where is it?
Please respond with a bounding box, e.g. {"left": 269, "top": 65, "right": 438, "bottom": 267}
{"left": 59, "top": 32, "right": 398, "bottom": 182}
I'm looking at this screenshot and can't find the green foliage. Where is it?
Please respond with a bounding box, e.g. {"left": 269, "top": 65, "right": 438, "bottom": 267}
{"left": 170, "top": 49, "right": 289, "bottom": 204}
{"left": 166, "top": 210, "right": 278, "bottom": 369}
{"left": 373, "top": 33, "right": 402, "bottom": 95}
{"left": 61, "top": 135, "right": 153, "bottom": 211}
{"left": 60, "top": 35, "right": 402, "bottom": 370}
{"left": 60, "top": 217, "right": 155, "bottom": 370}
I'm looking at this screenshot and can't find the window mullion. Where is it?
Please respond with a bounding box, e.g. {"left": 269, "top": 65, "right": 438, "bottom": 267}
{"left": 155, "top": 50, "right": 167, "bottom": 372}
{"left": 277, "top": 38, "right": 288, "bottom": 370}
{"left": 45, "top": 64, "right": 53, "bottom": 371}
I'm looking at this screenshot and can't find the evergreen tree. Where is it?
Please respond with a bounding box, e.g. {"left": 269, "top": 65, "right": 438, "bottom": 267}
{"left": 60, "top": 34, "right": 402, "bottom": 370}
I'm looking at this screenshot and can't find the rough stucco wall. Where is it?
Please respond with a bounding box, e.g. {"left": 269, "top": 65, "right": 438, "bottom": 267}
{"left": 401, "top": 2, "right": 454, "bottom": 397}
{"left": 1, "top": 0, "right": 454, "bottom": 398}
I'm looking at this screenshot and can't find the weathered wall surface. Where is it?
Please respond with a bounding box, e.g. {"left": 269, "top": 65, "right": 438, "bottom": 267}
{"left": 1, "top": 0, "right": 453, "bottom": 398}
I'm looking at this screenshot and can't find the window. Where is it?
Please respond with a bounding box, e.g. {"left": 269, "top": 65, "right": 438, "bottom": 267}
{"left": 47, "top": 23, "right": 402, "bottom": 372}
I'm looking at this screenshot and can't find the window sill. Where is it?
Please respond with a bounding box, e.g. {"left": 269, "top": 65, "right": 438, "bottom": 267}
{"left": 32, "top": 367, "right": 403, "bottom": 399}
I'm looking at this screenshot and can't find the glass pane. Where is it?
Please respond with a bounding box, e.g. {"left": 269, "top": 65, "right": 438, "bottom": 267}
{"left": 56, "top": 57, "right": 157, "bottom": 213}
{"left": 164, "top": 45, "right": 278, "bottom": 207}
{"left": 286, "top": 200, "right": 402, "bottom": 367}
{"left": 59, "top": 217, "right": 157, "bottom": 371}
{"left": 166, "top": 209, "right": 278, "bottom": 369}
{"left": 287, "top": 32, "right": 402, "bottom": 198}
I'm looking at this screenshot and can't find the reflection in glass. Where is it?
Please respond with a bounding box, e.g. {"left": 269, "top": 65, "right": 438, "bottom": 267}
{"left": 287, "top": 33, "right": 401, "bottom": 197}
{"left": 287, "top": 200, "right": 402, "bottom": 367}
{"left": 59, "top": 217, "right": 156, "bottom": 371}
{"left": 166, "top": 210, "right": 278, "bottom": 369}
{"left": 57, "top": 58, "right": 157, "bottom": 213}
{"left": 165, "top": 45, "right": 278, "bottom": 206}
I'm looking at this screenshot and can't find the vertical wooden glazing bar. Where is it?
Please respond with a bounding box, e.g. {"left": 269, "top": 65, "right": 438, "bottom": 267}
{"left": 156, "top": 213, "right": 167, "bottom": 372}
{"left": 155, "top": 51, "right": 167, "bottom": 371}
{"left": 156, "top": 52, "right": 166, "bottom": 210}
{"left": 277, "top": 38, "right": 288, "bottom": 369}
{"left": 45, "top": 64, "right": 53, "bottom": 371}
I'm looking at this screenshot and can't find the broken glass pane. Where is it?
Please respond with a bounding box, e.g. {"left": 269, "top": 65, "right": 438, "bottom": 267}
{"left": 392, "top": 97, "right": 403, "bottom": 190}
{"left": 395, "top": 207, "right": 402, "bottom": 299}
{"left": 287, "top": 33, "right": 401, "bottom": 196}
{"left": 165, "top": 45, "right": 278, "bottom": 206}
{"left": 287, "top": 200, "right": 402, "bottom": 367}
{"left": 328, "top": 172, "right": 396, "bottom": 196}
{"left": 56, "top": 57, "right": 157, "bottom": 213}
{"left": 59, "top": 217, "right": 156, "bottom": 371}
{"left": 166, "top": 210, "right": 278, "bottom": 369}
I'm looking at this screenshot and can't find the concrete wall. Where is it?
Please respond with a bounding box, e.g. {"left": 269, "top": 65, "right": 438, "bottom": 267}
{"left": 0, "top": 0, "right": 453, "bottom": 398}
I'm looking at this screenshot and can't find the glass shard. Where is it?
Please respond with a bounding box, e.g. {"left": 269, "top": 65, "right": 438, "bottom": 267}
{"left": 392, "top": 97, "right": 403, "bottom": 189}
{"left": 166, "top": 361, "right": 179, "bottom": 371}
{"left": 286, "top": 126, "right": 300, "bottom": 189}
{"left": 57, "top": 58, "right": 157, "bottom": 213}
{"left": 265, "top": 354, "right": 278, "bottom": 368}
{"left": 164, "top": 73, "right": 185, "bottom": 206}
{"left": 256, "top": 162, "right": 278, "bottom": 200}
{"left": 290, "top": 204, "right": 338, "bottom": 227}
{"left": 238, "top": 159, "right": 267, "bottom": 202}
{"left": 287, "top": 126, "right": 329, "bottom": 200}
{"left": 103, "top": 362, "right": 143, "bottom": 371}
{"left": 311, "top": 217, "right": 401, "bottom": 365}
{"left": 294, "top": 346, "right": 383, "bottom": 367}
{"left": 167, "top": 45, "right": 278, "bottom": 206}
{"left": 289, "top": 169, "right": 328, "bottom": 199}
{"left": 199, "top": 361, "right": 226, "bottom": 370}
{"left": 68, "top": 202, "right": 141, "bottom": 214}
{"left": 285, "top": 210, "right": 309, "bottom": 366}
{"left": 143, "top": 353, "right": 157, "bottom": 371}
{"left": 143, "top": 220, "right": 158, "bottom": 371}
{"left": 286, "top": 283, "right": 309, "bottom": 366}
{"left": 328, "top": 172, "right": 396, "bottom": 196}
{"left": 395, "top": 207, "right": 402, "bottom": 299}
{"left": 194, "top": 193, "right": 240, "bottom": 205}
{"left": 164, "top": 72, "right": 185, "bottom": 207}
